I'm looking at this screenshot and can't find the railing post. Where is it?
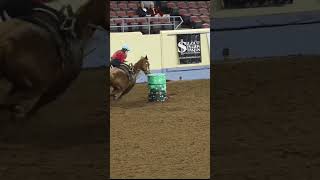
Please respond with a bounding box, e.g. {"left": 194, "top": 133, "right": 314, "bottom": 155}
{"left": 122, "top": 19, "right": 124, "bottom": 32}
{"left": 148, "top": 17, "right": 150, "bottom": 34}
{"left": 110, "top": 16, "right": 184, "bottom": 33}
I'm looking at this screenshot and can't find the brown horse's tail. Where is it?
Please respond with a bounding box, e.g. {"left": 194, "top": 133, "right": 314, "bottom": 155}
{"left": 110, "top": 68, "right": 114, "bottom": 82}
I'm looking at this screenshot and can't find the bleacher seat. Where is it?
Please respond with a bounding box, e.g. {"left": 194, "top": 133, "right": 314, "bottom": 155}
{"left": 200, "top": 15, "right": 210, "bottom": 23}
{"left": 199, "top": 8, "right": 209, "bottom": 15}
{"left": 202, "top": 23, "right": 209, "bottom": 28}
{"left": 136, "top": 18, "right": 149, "bottom": 34}
{"left": 127, "top": 10, "right": 138, "bottom": 18}
{"left": 149, "top": 18, "right": 161, "bottom": 34}
{"left": 113, "top": 19, "right": 124, "bottom": 25}
{"left": 198, "top": 1, "right": 207, "bottom": 8}
{"left": 126, "top": 18, "right": 139, "bottom": 31}
{"left": 110, "top": 1, "right": 208, "bottom": 32}
{"left": 128, "top": 3, "right": 137, "bottom": 10}
{"left": 125, "top": 18, "right": 137, "bottom": 24}
{"left": 167, "top": 2, "right": 176, "bottom": 9}
{"left": 190, "top": 16, "right": 202, "bottom": 28}
{"left": 110, "top": 3, "right": 120, "bottom": 11}
{"left": 149, "top": 17, "right": 159, "bottom": 24}
{"left": 110, "top": 19, "right": 115, "bottom": 25}
{"left": 177, "top": 2, "right": 188, "bottom": 9}
{"left": 136, "top": 18, "right": 148, "bottom": 25}
{"left": 189, "top": 9, "right": 201, "bottom": 16}
{"left": 160, "top": 17, "right": 173, "bottom": 30}
{"left": 188, "top": 2, "right": 198, "bottom": 9}
{"left": 110, "top": 11, "right": 117, "bottom": 18}
{"left": 178, "top": 9, "right": 190, "bottom": 16}
{"left": 110, "top": 19, "right": 118, "bottom": 32}
{"left": 190, "top": 16, "right": 200, "bottom": 22}
{"left": 118, "top": 3, "right": 128, "bottom": 10}
{"left": 116, "top": 11, "right": 127, "bottom": 18}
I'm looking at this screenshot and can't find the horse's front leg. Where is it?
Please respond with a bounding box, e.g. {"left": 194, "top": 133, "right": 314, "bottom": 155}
{"left": 4, "top": 86, "right": 44, "bottom": 120}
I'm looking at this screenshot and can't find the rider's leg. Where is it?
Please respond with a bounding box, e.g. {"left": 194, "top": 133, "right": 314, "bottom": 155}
{"left": 110, "top": 59, "right": 121, "bottom": 68}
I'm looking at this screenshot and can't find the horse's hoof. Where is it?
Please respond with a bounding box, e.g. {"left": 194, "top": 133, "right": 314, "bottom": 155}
{"left": 11, "top": 113, "right": 26, "bottom": 122}
{"left": 11, "top": 105, "right": 27, "bottom": 121}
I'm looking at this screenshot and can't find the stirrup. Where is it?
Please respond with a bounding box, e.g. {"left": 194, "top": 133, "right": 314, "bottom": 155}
{"left": 128, "top": 63, "right": 134, "bottom": 72}
{"left": 60, "top": 5, "right": 77, "bottom": 38}
{"left": 60, "top": 17, "right": 76, "bottom": 38}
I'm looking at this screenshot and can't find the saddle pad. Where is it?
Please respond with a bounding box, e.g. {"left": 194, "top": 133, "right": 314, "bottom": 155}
{"left": 118, "top": 64, "right": 134, "bottom": 81}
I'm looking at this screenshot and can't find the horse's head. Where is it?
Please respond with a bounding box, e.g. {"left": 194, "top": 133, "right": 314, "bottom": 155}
{"left": 137, "top": 55, "right": 150, "bottom": 75}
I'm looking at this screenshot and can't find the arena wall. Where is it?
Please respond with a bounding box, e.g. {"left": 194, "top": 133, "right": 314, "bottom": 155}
{"left": 213, "top": 0, "right": 320, "bottom": 17}
{"left": 110, "top": 29, "right": 210, "bottom": 83}
{"left": 212, "top": 0, "right": 320, "bottom": 62}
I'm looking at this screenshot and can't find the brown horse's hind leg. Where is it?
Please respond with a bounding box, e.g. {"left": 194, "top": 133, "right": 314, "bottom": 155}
{"left": 4, "top": 86, "right": 43, "bottom": 120}
{"left": 112, "top": 87, "right": 123, "bottom": 100}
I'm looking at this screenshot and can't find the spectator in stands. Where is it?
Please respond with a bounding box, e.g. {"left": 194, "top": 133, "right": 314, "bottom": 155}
{"left": 110, "top": 44, "right": 130, "bottom": 68}
{"left": 147, "top": 1, "right": 163, "bottom": 17}
{"left": 136, "top": 1, "right": 148, "bottom": 17}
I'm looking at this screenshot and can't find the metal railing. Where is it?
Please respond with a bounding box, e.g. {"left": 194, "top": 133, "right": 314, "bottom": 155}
{"left": 110, "top": 16, "right": 184, "bottom": 34}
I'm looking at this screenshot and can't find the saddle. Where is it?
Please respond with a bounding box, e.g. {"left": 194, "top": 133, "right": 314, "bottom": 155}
{"left": 111, "top": 63, "right": 134, "bottom": 82}
{"left": 3, "top": 4, "right": 79, "bottom": 64}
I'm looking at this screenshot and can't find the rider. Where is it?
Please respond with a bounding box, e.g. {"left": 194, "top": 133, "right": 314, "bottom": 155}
{"left": 110, "top": 44, "right": 130, "bottom": 68}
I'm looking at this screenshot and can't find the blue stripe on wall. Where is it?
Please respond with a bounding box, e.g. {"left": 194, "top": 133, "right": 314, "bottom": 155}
{"left": 136, "top": 65, "right": 210, "bottom": 83}
{"left": 83, "top": 30, "right": 108, "bottom": 68}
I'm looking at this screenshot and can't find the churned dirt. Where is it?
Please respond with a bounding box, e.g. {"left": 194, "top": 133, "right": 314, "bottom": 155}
{"left": 110, "top": 79, "right": 210, "bottom": 179}
{"left": 212, "top": 55, "right": 320, "bottom": 180}
{"left": 0, "top": 69, "right": 108, "bottom": 180}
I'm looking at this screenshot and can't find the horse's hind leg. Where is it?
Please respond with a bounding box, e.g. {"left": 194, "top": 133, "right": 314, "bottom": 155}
{"left": 112, "top": 88, "right": 123, "bottom": 100}
{"left": 4, "top": 86, "right": 43, "bottom": 120}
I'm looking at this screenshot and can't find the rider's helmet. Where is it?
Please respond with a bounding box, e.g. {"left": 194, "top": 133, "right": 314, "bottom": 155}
{"left": 122, "top": 44, "right": 130, "bottom": 52}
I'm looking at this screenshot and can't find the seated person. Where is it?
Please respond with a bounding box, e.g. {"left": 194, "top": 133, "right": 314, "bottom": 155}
{"left": 147, "top": 1, "right": 163, "bottom": 17}
{"left": 136, "top": 1, "right": 148, "bottom": 17}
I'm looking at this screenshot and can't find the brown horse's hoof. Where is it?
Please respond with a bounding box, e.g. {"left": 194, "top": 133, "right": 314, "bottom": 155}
{"left": 11, "top": 105, "right": 27, "bottom": 122}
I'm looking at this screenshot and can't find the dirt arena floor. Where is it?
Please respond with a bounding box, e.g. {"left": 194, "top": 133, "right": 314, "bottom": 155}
{"left": 110, "top": 80, "right": 210, "bottom": 178}
{"left": 212, "top": 55, "right": 320, "bottom": 180}
{"left": 0, "top": 69, "right": 107, "bottom": 180}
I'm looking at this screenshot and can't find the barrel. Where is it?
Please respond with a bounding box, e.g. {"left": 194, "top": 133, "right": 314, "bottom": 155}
{"left": 147, "top": 73, "right": 167, "bottom": 102}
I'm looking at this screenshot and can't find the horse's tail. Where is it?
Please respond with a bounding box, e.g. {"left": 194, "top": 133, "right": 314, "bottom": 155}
{"left": 110, "top": 68, "right": 114, "bottom": 81}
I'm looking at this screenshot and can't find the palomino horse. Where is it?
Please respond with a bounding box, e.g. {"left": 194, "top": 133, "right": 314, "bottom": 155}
{"left": 0, "top": 0, "right": 106, "bottom": 120}
{"left": 110, "top": 56, "right": 150, "bottom": 100}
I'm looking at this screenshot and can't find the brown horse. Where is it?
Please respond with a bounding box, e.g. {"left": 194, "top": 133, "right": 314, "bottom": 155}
{"left": 110, "top": 56, "right": 150, "bottom": 100}
{"left": 0, "top": 0, "right": 106, "bottom": 120}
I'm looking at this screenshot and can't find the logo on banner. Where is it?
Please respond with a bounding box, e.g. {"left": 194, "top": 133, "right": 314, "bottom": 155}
{"left": 177, "top": 34, "right": 201, "bottom": 64}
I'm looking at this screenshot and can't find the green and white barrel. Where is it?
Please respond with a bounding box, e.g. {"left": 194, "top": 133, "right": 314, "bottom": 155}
{"left": 147, "top": 73, "right": 167, "bottom": 102}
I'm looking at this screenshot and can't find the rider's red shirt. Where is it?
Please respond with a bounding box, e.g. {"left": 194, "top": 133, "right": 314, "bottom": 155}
{"left": 111, "top": 50, "right": 127, "bottom": 63}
